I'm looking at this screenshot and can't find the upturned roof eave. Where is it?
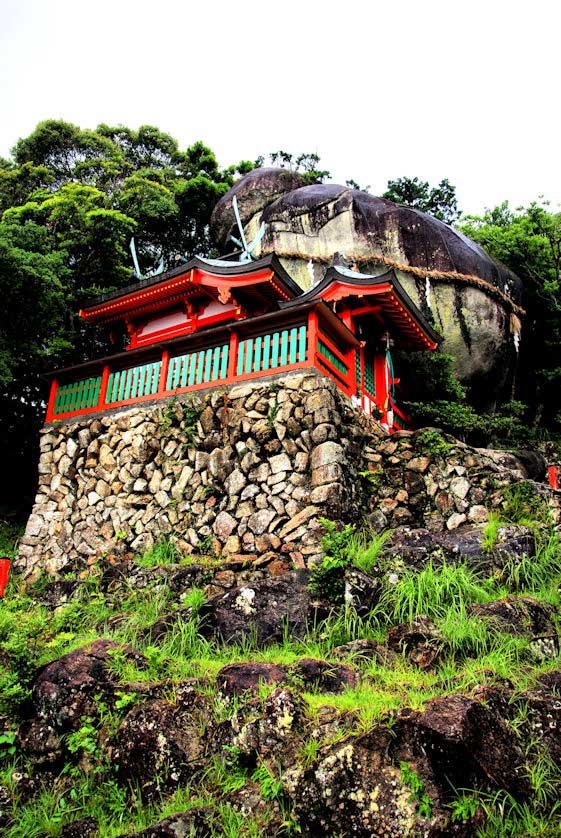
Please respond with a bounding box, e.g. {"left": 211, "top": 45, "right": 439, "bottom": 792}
{"left": 80, "top": 253, "right": 303, "bottom": 314}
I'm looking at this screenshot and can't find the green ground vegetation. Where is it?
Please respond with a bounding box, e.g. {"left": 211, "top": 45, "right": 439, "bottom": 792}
{"left": 0, "top": 486, "right": 560, "bottom": 835}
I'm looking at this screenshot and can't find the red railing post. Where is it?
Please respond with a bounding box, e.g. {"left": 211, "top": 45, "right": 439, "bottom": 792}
{"left": 98, "top": 365, "right": 111, "bottom": 408}
{"left": 548, "top": 466, "right": 559, "bottom": 490}
{"left": 227, "top": 330, "right": 239, "bottom": 382}
{"left": 159, "top": 350, "right": 170, "bottom": 394}
{"left": 45, "top": 378, "right": 58, "bottom": 422}
{"left": 307, "top": 310, "right": 319, "bottom": 364}
{"left": 374, "top": 352, "right": 389, "bottom": 425}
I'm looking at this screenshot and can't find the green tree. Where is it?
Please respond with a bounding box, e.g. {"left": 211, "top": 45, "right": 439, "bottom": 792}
{"left": 0, "top": 120, "right": 245, "bottom": 509}
{"left": 383, "top": 176, "right": 460, "bottom": 224}
{"left": 459, "top": 200, "right": 561, "bottom": 429}
{"left": 262, "top": 150, "right": 331, "bottom": 185}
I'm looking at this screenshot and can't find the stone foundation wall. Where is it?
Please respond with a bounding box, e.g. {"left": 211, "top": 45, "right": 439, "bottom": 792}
{"left": 17, "top": 370, "right": 560, "bottom": 578}
{"left": 17, "top": 372, "right": 377, "bottom": 577}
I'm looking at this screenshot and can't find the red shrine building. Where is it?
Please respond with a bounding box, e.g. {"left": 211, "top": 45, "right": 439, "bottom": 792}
{"left": 46, "top": 254, "right": 440, "bottom": 431}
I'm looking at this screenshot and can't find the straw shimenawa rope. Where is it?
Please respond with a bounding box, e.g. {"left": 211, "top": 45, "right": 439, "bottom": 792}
{"left": 269, "top": 249, "right": 526, "bottom": 317}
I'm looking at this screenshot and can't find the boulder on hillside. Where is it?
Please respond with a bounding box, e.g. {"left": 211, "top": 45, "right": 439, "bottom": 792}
{"left": 388, "top": 616, "right": 445, "bottom": 670}
{"left": 123, "top": 807, "right": 213, "bottom": 837}
{"left": 202, "top": 572, "right": 312, "bottom": 646}
{"left": 29, "top": 639, "right": 145, "bottom": 732}
{"left": 286, "top": 693, "right": 528, "bottom": 836}
{"left": 216, "top": 662, "right": 287, "bottom": 696}
{"left": 113, "top": 688, "right": 210, "bottom": 799}
{"left": 290, "top": 658, "right": 360, "bottom": 694}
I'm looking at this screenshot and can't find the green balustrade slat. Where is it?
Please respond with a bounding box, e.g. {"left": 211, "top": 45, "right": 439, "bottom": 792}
{"left": 364, "top": 353, "right": 375, "bottom": 394}
{"left": 144, "top": 364, "right": 152, "bottom": 395}
{"left": 289, "top": 327, "right": 298, "bottom": 364}
{"left": 237, "top": 340, "right": 245, "bottom": 375}
{"left": 187, "top": 353, "right": 196, "bottom": 386}
{"left": 211, "top": 346, "right": 221, "bottom": 381}
{"left": 123, "top": 370, "right": 132, "bottom": 400}
{"left": 298, "top": 325, "right": 307, "bottom": 360}
{"left": 167, "top": 358, "right": 175, "bottom": 389}
{"left": 54, "top": 387, "right": 62, "bottom": 414}
{"left": 271, "top": 333, "right": 279, "bottom": 367}
{"left": 263, "top": 334, "right": 271, "bottom": 370}
{"left": 196, "top": 351, "right": 204, "bottom": 384}
{"left": 355, "top": 350, "right": 362, "bottom": 395}
{"left": 244, "top": 338, "right": 254, "bottom": 374}
{"left": 203, "top": 348, "right": 212, "bottom": 383}
{"left": 180, "top": 356, "right": 188, "bottom": 387}
{"left": 318, "top": 339, "right": 347, "bottom": 375}
{"left": 85, "top": 378, "right": 93, "bottom": 408}
{"left": 254, "top": 336, "right": 262, "bottom": 372}
{"left": 220, "top": 344, "right": 229, "bottom": 378}
{"left": 138, "top": 366, "right": 146, "bottom": 399}
{"left": 107, "top": 373, "right": 113, "bottom": 403}
{"left": 280, "top": 330, "right": 289, "bottom": 366}
{"left": 117, "top": 371, "right": 125, "bottom": 401}
{"left": 152, "top": 362, "right": 161, "bottom": 394}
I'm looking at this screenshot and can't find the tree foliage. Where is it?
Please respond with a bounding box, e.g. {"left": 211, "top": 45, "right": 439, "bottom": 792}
{"left": 258, "top": 150, "right": 331, "bottom": 185}
{"left": 383, "top": 176, "right": 460, "bottom": 224}
{"left": 459, "top": 200, "right": 561, "bottom": 430}
{"left": 0, "top": 120, "right": 249, "bottom": 508}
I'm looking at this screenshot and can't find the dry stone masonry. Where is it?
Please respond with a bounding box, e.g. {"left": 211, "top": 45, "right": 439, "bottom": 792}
{"left": 17, "top": 370, "right": 560, "bottom": 578}
{"left": 18, "top": 372, "right": 369, "bottom": 576}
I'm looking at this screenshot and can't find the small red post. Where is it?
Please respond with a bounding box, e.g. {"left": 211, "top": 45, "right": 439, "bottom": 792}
{"left": 98, "top": 365, "right": 111, "bottom": 408}
{"left": 0, "top": 558, "right": 11, "bottom": 597}
{"left": 227, "top": 330, "right": 239, "bottom": 381}
{"left": 548, "top": 465, "right": 559, "bottom": 490}
{"left": 45, "top": 378, "right": 58, "bottom": 422}
{"left": 307, "top": 310, "right": 319, "bottom": 363}
{"left": 159, "top": 350, "right": 170, "bottom": 394}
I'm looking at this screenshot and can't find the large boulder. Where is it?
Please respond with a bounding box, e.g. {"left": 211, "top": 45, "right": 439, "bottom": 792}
{"left": 211, "top": 170, "right": 524, "bottom": 400}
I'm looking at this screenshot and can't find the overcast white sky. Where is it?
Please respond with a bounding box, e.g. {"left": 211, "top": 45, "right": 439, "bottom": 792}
{"left": 1, "top": 0, "right": 559, "bottom": 216}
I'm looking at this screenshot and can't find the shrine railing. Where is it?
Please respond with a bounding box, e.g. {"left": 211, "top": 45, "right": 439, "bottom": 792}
{"left": 45, "top": 305, "right": 409, "bottom": 433}
{"left": 46, "top": 311, "right": 347, "bottom": 421}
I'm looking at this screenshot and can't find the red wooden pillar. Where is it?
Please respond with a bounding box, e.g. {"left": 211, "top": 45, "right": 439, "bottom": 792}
{"left": 374, "top": 352, "right": 389, "bottom": 424}
{"left": 159, "top": 350, "right": 170, "bottom": 394}
{"left": 307, "top": 310, "right": 319, "bottom": 365}
{"left": 98, "top": 365, "right": 111, "bottom": 408}
{"left": 227, "top": 330, "right": 239, "bottom": 382}
{"left": 45, "top": 378, "right": 58, "bottom": 422}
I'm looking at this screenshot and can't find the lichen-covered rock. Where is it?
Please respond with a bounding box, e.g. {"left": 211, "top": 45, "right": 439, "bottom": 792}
{"left": 388, "top": 617, "right": 445, "bottom": 670}
{"left": 216, "top": 662, "right": 287, "bottom": 696}
{"left": 233, "top": 687, "right": 306, "bottom": 770}
{"left": 344, "top": 566, "right": 381, "bottom": 615}
{"left": 472, "top": 596, "right": 559, "bottom": 659}
{"left": 30, "top": 639, "right": 144, "bottom": 732}
{"left": 397, "top": 694, "right": 530, "bottom": 797}
{"left": 290, "top": 657, "right": 360, "bottom": 694}
{"left": 123, "top": 807, "right": 213, "bottom": 837}
{"left": 285, "top": 726, "right": 432, "bottom": 837}
{"left": 113, "top": 689, "right": 209, "bottom": 799}
{"left": 202, "top": 572, "right": 311, "bottom": 646}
